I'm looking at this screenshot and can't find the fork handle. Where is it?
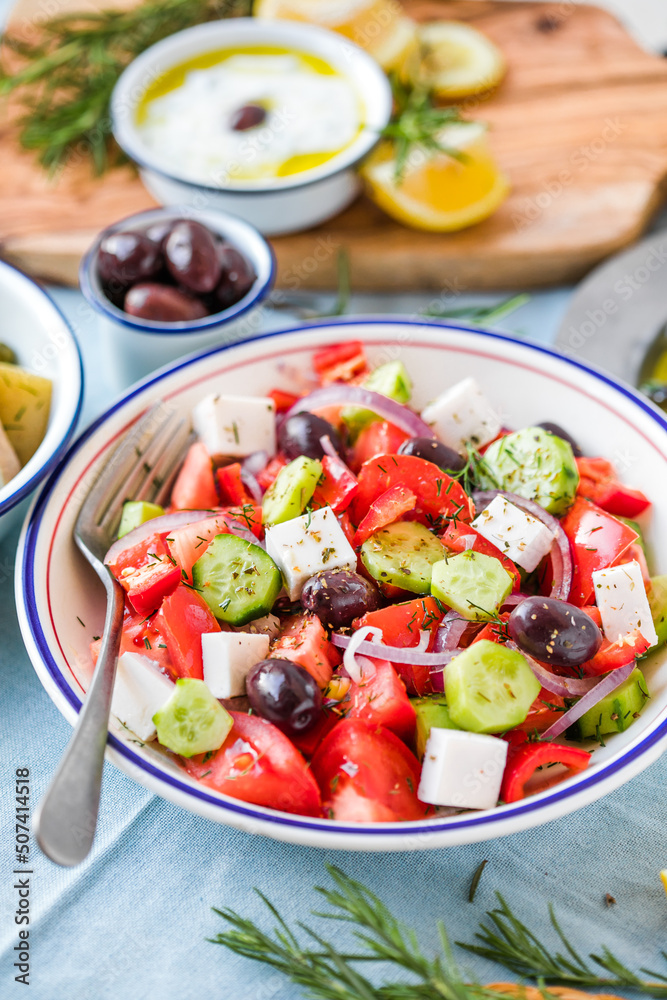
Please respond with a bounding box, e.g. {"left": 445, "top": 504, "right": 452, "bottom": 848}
{"left": 34, "top": 573, "right": 125, "bottom": 867}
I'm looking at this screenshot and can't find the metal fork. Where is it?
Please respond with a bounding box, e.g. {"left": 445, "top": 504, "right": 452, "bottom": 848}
{"left": 34, "top": 402, "right": 192, "bottom": 867}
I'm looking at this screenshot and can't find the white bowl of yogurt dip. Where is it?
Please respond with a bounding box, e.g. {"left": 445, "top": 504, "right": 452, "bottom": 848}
{"left": 111, "top": 18, "right": 393, "bottom": 235}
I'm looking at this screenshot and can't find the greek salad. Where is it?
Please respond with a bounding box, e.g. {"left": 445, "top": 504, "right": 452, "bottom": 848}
{"left": 97, "top": 341, "right": 665, "bottom": 822}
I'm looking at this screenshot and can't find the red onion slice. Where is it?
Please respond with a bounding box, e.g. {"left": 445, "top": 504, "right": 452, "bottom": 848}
{"left": 433, "top": 612, "right": 470, "bottom": 653}
{"left": 341, "top": 626, "right": 382, "bottom": 683}
{"left": 506, "top": 641, "right": 600, "bottom": 698}
{"left": 104, "top": 508, "right": 259, "bottom": 566}
{"left": 540, "top": 661, "right": 636, "bottom": 740}
{"left": 332, "top": 631, "right": 456, "bottom": 668}
{"left": 285, "top": 386, "right": 436, "bottom": 440}
{"left": 473, "top": 489, "right": 573, "bottom": 600}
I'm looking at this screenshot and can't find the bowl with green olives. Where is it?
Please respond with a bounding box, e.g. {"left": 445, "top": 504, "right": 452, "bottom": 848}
{"left": 79, "top": 205, "right": 275, "bottom": 389}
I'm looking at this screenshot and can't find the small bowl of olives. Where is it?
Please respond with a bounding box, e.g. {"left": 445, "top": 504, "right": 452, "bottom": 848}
{"left": 79, "top": 205, "right": 275, "bottom": 389}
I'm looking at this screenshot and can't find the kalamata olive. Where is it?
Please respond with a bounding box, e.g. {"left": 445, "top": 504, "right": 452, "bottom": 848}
{"left": 213, "top": 245, "right": 256, "bottom": 309}
{"left": 144, "top": 219, "right": 175, "bottom": 248}
{"left": 278, "top": 412, "right": 342, "bottom": 461}
{"left": 230, "top": 103, "right": 267, "bottom": 131}
{"left": 123, "top": 283, "right": 208, "bottom": 322}
{"left": 508, "top": 596, "right": 602, "bottom": 668}
{"left": 301, "top": 570, "right": 382, "bottom": 629}
{"left": 245, "top": 658, "right": 322, "bottom": 735}
{"left": 397, "top": 436, "right": 467, "bottom": 472}
{"left": 537, "top": 422, "right": 583, "bottom": 457}
{"left": 97, "top": 230, "right": 163, "bottom": 289}
{"left": 164, "top": 220, "right": 222, "bottom": 294}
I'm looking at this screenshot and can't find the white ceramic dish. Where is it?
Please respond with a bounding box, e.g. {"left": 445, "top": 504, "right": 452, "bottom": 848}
{"left": 0, "top": 260, "right": 83, "bottom": 540}
{"left": 110, "top": 19, "right": 392, "bottom": 235}
{"left": 79, "top": 204, "right": 275, "bottom": 390}
{"left": 16, "top": 319, "right": 667, "bottom": 850}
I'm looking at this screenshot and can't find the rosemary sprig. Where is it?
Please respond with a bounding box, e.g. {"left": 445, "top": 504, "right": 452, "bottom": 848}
{"left": 421, "top": 294, "right": 530, "bottom": 327}
{"left": 381, "top": 76, "right": 465, "bottom": 182}
{"left": 209, "top": 865, "right": 667, "bottom": 999}
{"left": 0, "top": 0, "right": 251, "bottom": 174}
{"left": 458, "top": 891, "right": 667, "bottom": 996}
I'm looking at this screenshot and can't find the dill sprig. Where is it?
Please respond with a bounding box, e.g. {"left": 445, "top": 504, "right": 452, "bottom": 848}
{"left": 421, "top": 294, "right": 530, "bottom": 327}
{"left": 459, "top": 891, "right": 667, "bottom": 996}
{"left": 0, "top": 0, "right": 252, "bottom": 174}
{"left": 209, "top": 865, "right": 667, "bottom": 1000}
{"left": 381, "top": 76, "right": 465, "bottom": 182}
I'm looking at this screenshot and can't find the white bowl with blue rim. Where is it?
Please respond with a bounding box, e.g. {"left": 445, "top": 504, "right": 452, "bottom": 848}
{"left": 79, "top": 205, "right": 275, "bottom": 391}
{"left": 0, "top": 260, "right": 83, "bottom": 541}
{"left": 15, "top": 319, "right": 667, "bottom": 849}
{"left": 110, "top": 18, "right": 393, "bottom": 236}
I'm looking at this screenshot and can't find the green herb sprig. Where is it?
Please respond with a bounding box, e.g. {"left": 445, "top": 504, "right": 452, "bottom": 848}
{"left": 0, "top": 0, "right": 251, "bottom": 174}
{"left": 210, "top": 865, "right": 667, "bottom": 999}
{"left": 421, "top": 294, "right": 530, "bottom": 327}
{"left": 381, "top": 76, "right": 465, "bottom": 183}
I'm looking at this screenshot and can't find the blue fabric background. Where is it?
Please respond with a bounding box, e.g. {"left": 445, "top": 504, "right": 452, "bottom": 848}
{"left": 1, "top": 278, "right": 667, "bottom": 999}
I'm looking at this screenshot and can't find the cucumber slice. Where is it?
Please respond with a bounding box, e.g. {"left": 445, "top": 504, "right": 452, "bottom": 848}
{"left": 413, "top": 696, "right": 460, "bottom": 759}
{"left": 649, "top": 575, "right": 667, "bottom": 648}
{"left": 572, "top": 667, "right": 649, "bottom": 740}
{"left": 193, "top": 533, "right": 282, "bottom": 626}
{"left": 445, "top": 639, "right": 541, "bottom": 733}
{"left": 153, "top": 678, "right": 232, "bottom": 757}
{"left": 480, "top": 426, "right": 579, "bottom": 516}
{"left": 342, "top": 360, "right": 412, "bottom": 433}
{"left": 360, "top": 521, "right": 445, "bottom": 594}
{"left": 118, "top": 500, "right": 165, "bottom": 539}
{"left": 431, "top": 550, "right": 512, "bottom": 620}
{"left": 262, "top": 455, "right": 322, "bottom": 526}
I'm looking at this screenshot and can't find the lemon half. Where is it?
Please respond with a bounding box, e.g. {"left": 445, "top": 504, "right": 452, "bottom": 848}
{"left": 406, "top": 21, "right": 506, "bottom": 99}
{"left": 361, "top": 122, "right": 509, "bottom": 232}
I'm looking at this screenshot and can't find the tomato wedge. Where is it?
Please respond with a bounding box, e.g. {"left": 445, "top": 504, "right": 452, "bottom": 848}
{"left": 166, "top": 507, "right": 263, "bottom": 581}
{"left": 270, "top": 613, "right": 339, "bottom": 688}
{"left": 313, "top": 454, "right": 358, "bottom": 513}
{"left": 350, "top": 421, "right": 410, "bottom": 471}
{"left": 311, "top": 719, "right": 428, "bottom": 821}
{"left": 156, "top": 583, "right": 221, "bottom": 680}
{"left": 561, "top": 497, "right": 638, "bottom": 606}
{"left": 500, "top": 736, "right": 591, "bottom": 803}
{"left": 514, "top": 690, "right": 567, "bottom": 733}
{"left": 442, "top": 522, "right": 521, "bottom": 590}
{"left": 353, "top": 485, "right": 417, "bottom": 546}
{"left": 576, "top": 457, "right": 650, "bottom": 518}
{"left": 91, "top": 603, "right": 173, "bottom": 674}
{"left": 341, "top": 659, "right": 416, "bottom": 744}
{"left": 171, "top": 441, "right": 218, "bottom": 510}
{"left": 351, "top": 454, "right": 474, "bottom": 529}
{"left": 353, "top": 596, "right": 444, "bottom": 695}
{"left": 216, "top": 463, "right": 253, "bottom": 505}
{"left": 580, "top": 628, "right": 650, "bottom": 676}
{"left": 185, "top": 712, "right": 322, "bottom": 816}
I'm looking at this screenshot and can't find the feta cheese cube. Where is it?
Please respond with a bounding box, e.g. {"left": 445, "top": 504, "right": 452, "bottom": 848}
{"left": 592, "top": 560, "right": 658, "bottom": 647}
{"left": 202, "top": 631, "right": 270, "bottom": 699}
{"left": 111, "top": 652, "right": 175, "bottom": 742}
{"left": 265, "top": 506, "right": 357, "bottom": 600}
{"left": 421, "top": 377, "right": 501, "bottom": 454}
{"left": 418, "top": 728, "right": 508, "bottom": 810}
{"left": 192, "top": 393, "right": 276, "bottom": 459}
{"left": 472, "top": 495, "right": 554, "bottom": 572}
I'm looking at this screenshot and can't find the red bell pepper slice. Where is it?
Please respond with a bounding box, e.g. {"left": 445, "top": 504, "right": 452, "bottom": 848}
{"left": 442, "top": 522, "right": 521, "bottom": 591}
{"left": 353, "top": 485, "right": 417, "bottom": 546}
{"left": 268, "top": 388, "right": 300, "bottom": 413}
{"left": 351, "top": 454, "right": 474, "bottom": 529}
{"left": 576, "top": 457, "right": 650, "bottom": 518}
{"left": 216, "top": 462, "right": 253, "bottom": 506}
{"left": 313, "top": 341, "right": 368, "bottom": 384}
{"left": 119, "top": 556, "right": 181, "bottom": 616}
{"left": 313, "top": 454, "right": 358, "bottom": 513}
{"left": 155, "top": 583, "right": 221, "bottom": 681}
{"left": 561, "top": 497, "right": 638, "bottom": 606}
{"left": 171, "top": 441, "right": 218, "bottom": 510}
{"left": 500, "top": 737, "right": 591, "bottom": 803}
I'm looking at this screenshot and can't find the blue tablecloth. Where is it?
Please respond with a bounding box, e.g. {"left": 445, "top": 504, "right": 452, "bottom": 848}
{"left": 1, "top": 282, "right": 667, "bottom": 999}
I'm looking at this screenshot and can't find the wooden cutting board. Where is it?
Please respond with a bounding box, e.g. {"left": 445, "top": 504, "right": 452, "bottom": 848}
{"left": 2, "top": 0, "right": 667, "bottom": 291}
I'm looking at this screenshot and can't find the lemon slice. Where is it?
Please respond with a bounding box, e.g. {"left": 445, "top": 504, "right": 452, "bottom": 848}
{"left": 361, "top": 122, "right": 509, "bottom": 232}
{"left": 254, "top": 0, "right": 417, "bottom": 69}
{"left": 406, "top": 21, "right": 506, "bottom": 99}
{"left": 661, "top": 869, "right": 667, "bottom": 896}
